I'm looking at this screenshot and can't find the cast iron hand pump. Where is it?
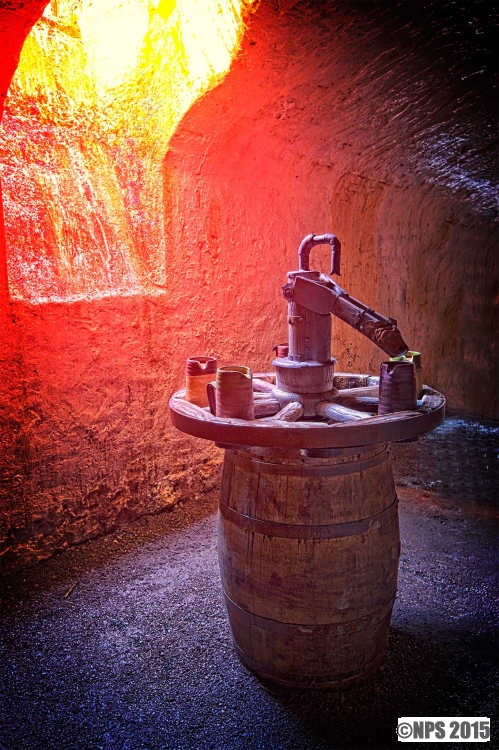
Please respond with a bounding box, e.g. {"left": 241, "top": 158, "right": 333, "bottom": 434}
{"left": 284, "top": 233, "right": 408, "bottom": 362}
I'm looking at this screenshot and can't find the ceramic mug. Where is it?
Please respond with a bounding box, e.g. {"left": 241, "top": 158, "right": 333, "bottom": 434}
{"left": 272, "top": 343, "right": 289, "bottom": 358}
{"left": 406, "top": 351, "right": 423, "bottom": 399}
{"left": 390, "top": 352, "right": 423, "bottom": 399}
{"left": 379, "top": 360, "right": 417, "bottom": 415}
{"left": 215, "top": 365, "right": 254, "bottom": 420}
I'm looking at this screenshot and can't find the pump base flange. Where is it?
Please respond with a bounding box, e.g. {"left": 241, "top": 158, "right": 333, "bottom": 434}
{"left": 274, "top": 358, "right": 336, "bottom": 394}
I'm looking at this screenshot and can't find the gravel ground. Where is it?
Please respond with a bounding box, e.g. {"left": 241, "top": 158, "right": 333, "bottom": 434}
{"left": 1, "top": 415, "right": 498, "bottom": 750}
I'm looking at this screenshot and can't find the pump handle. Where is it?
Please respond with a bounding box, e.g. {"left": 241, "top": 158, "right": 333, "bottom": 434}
{"left": 298, "top": 233, "right": 341, "bottom": 275}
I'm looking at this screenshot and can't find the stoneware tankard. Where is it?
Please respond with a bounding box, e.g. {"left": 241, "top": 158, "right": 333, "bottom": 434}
{"left": 215, "top": 365, "right": 255, "bottom": 420}
{"left": 379, "top": 360, "right": 417, "bottom": 415}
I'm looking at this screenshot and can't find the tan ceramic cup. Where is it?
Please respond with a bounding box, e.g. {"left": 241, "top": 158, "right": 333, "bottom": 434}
{"left": 185, "top": 356, "right": 218, "bottom": 407}
{"left": 215, "top": 365, "right": 255, "bottom": 420}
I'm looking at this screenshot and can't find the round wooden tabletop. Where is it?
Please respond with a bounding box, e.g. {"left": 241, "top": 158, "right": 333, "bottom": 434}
{"left": 169, "top": 372, "right": 445, "bottom": 449}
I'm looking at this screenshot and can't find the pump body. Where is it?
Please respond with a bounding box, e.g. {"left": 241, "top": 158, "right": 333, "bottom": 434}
{"left": 273, "top": 234, "right": 409, "bottom": 415}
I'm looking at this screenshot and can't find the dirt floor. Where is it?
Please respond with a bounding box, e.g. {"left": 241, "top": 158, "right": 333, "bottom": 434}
{"left": 1, "top": 414, "right": 498, "bottom": 750}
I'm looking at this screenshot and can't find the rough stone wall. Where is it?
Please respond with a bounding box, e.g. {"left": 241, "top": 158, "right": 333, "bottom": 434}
{"left": 0, "top": 0, "right": 497, "bottom": 568}
{"left": 1, "top": 296, "right": 223, "bottom": 569}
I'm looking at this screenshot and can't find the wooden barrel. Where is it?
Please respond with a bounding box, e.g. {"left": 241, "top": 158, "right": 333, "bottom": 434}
{"left": 217, "top": 444, "right": 400, "bottom": 688}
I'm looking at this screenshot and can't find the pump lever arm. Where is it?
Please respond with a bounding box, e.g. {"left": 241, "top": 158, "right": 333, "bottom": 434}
{"left": 298, "top": 233, "right": 341, "bottom": 275}
{"left": 288, "top": 274, "right": 409, "bottom": 358}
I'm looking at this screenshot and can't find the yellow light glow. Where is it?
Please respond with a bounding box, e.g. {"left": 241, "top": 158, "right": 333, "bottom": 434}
{"left": 76, "top": 0, "right": 151, "bottom": 90}
{"left": 11, "top": 0, "right": 256, "bottom": 148}
{"left": 2, "top": 0, "right": 256, "bottom": 302}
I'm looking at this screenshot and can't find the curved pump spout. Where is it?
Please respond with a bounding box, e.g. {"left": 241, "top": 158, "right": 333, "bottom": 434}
{"left": 284, "top": 234, "right": 409, "bottom": 360}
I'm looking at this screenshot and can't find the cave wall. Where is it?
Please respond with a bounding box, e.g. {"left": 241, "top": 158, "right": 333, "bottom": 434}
{"left": 0, "top": 0, "right": 497, "bottom": 568}
{"left": 163, "top": 0, "right": 497, "bottom": 409}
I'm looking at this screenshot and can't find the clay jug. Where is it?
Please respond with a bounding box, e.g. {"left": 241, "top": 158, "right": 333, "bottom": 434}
{"left": 185, "top": 357, "right": 218, "bottom": 408}
{"left": 379, "top": 361, "right": 417, "bottom": 415}
{"left": 216, "top": 366, "right": 254, "bottom": 420}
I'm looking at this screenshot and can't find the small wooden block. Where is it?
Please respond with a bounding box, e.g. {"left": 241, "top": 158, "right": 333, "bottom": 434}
{"left": 333, "top": 373, "right": 371, "bottom": 389}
